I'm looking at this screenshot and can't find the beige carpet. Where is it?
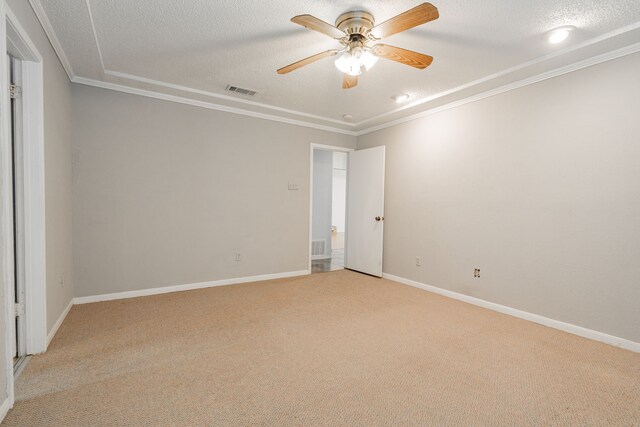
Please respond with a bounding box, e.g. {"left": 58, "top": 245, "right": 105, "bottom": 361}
{"left": 4, "top": 270, "right": 640, "bottom": 426}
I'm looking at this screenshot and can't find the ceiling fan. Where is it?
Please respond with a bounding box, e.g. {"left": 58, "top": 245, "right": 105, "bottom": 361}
{"left": 277, "top": 3, "right": 439, "bottom": 89}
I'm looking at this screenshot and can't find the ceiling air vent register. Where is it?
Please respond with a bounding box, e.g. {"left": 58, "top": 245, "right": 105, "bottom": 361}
{"left": 225, "top": 85, "right": 258, "bottom": 97}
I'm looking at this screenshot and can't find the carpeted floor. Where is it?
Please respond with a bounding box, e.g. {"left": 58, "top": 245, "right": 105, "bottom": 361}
{"left": 4, "top": 270, "right": 640, "bottom": 426}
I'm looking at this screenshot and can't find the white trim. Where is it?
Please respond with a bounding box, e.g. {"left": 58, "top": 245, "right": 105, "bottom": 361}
{"left": 356, "top": 22, "right": 640, "bottom": 128}
{"left": 46, "top": 299, "right": 72, "bottom": 348}
{"left": 84, "top": 0, "right": 105, "bottom": 71}
{"left": 26, "top": 0, "right": 74, "bottom": 79}
{"left": 0, "top": 0, "right": 14, "bottom": 412}
{"left": 10, "top": 57, "right": 26, "bottom": 359}
{"left": 21, "top": 1, "right": 640, "bottom": 134}
{"left": 21, "top": 60, "right": 47, "bottom": 355}
{"left": 78, "top": 40, "right": 640, "bottom": 137}
{"left": 382, "top": 273, "right": 640, "bottom": 354}
{"left": 104, "top": 69, "right": 356, "bottom": 128}
{"left": 71, "top": 76, "right": 358, "bottom": 136}
{"left": 1, "top": 6, "right": 48, "bottom": 414}
{"left": 309, "top": 144, "right": 354, "bottom": 272}
{"left": 4, "top": 3, "right": 48, "bottom": 356}
{"left": 0, "top": 397, "right": 12, "bottom": 424}
{"left": 83, "top": 0, "right": 352, "bottom": 129}
{"left": 356, "top": 41, "right": 640, "bottom": 135}
{"left": 74, "top": 270, "right": 311, "bottom": 304}
{"left": 76, "top": 13, "right": 640, "bottom": 134}
{"left": 5, "top": 9, "right": 42, "bottom": 62}
{"left": 310, "top": 143, "right": 355, "bottom": 152}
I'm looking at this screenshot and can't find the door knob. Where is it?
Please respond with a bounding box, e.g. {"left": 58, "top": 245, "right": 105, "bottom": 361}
{"left": 375, "top": 216, "right": 384, "bottom": 221}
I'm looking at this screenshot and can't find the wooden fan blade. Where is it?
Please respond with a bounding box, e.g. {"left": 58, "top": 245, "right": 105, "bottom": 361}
{"left": 291, "top": 15, "right": 346, "bottom": 39}
{"left": 370, "top": 3, "right": 439, "bottom": 40}
{"left": 277, "top": 50, "right": 339, "bottom": 74}
{"left": 342, "top": 74, "right": 358, "bottom": 89}
{"left": 372, "top": 44, "right": 433, "bottom": 69}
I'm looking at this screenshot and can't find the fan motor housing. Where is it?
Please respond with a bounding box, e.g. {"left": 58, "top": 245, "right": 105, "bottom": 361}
{"left": 335, "top": 11, "right": 375, "bottom": 35}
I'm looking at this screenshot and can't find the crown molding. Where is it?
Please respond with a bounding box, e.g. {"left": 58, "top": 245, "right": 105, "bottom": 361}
{"left": 30, "top": 0, "right": 358, "bottom": 136}
{"left": 71, "top": 76, "right": 358, "bottom": 136}
{"left": 355, "top": 41, "right": 640, "bottom": 136}
{"left": 27, "top": 0, "right": 74, "bottom": 79}
{"left": 25, "top": 0, "right": 640, "bottom": 136}
{"left": 355, "top": 20, "right": 640, "bottom": 128}
{"left": 84, "top": 0, "right": 105, "bottom": 71}
{"left": 103, "top": 69, "right": 356, "bottom": 128}
{"left": 84, "top": 0, "right": 354, "bottom": 130}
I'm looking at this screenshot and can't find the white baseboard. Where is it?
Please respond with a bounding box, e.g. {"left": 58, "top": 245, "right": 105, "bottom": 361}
{"left": 382, "top": 273, "right": 640, "bottom": 353}
{"left": 0, "top": 397, "right": 12, "bottom": 424}
{"left": 74, "top": 270, "right": 311, "bottom": 305}
{"left": 46, "top": 299, "right": 73, "bottom": 349}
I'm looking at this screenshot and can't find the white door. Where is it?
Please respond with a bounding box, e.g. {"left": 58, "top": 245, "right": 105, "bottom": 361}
{"left": 345, "top": 146, "right": 385, "bottom": 277}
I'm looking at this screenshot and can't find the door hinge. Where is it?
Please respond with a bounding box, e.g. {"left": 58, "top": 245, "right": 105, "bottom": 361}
{"left": 9, "top": 84, "right": 21, "bottom": 99}
{"left": 14, "top": 302, "right": 24, "bottom": 317}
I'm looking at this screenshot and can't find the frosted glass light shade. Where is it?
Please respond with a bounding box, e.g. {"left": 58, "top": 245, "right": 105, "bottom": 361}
{"left": 334, "top": 47, "right": 378, "bottom": 76}
{"left": 335, "top": 51, "right": 362, "bottom": 76}
{"left": 361, "top": 50, "right": 378, "bottom": 71}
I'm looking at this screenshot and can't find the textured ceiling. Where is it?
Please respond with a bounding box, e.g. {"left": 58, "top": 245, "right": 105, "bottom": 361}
{"left": 35, "top": 0, "right": 640, "bottom": 133}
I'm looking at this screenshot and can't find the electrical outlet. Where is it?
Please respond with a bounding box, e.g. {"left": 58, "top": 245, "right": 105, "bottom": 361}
{"left": 474, "top": 268, "right": 481, "bottom": 278}
{"left": 235, "top": 252, "right": 241, "bottom": 262}
{"left": 59, "top": 272, "right": 66, "bottom": 288}
{"left": 416, "top": 256, "right": 421, "bottom": 267}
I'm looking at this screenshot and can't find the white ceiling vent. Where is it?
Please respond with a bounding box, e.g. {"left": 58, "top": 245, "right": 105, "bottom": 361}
{"left": 225, "top": 85, "right": 258, "bottom": 97}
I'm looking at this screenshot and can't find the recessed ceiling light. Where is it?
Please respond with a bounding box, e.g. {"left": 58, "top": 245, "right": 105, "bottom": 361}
{"left": 342, "top": 114, "right": 353, "bottom": 121}
{"left": 547, "top": 26, "right": 575, "bottom": 44}
{"left": 392, "top": 94, "right": 410, "bottom": 103}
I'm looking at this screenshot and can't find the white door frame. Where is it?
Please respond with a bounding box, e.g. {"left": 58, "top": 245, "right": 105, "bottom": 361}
{"left": 309, "top": 143, "right": 353, "bottom": 272}
{"left": 1, "top": 1, "right": 47, "bottom": 410}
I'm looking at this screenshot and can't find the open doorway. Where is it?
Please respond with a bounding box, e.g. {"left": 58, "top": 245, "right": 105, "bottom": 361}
{"left": 310, "top": 146, "right": 350, "bottom": 273}
{"left": 2, "top": 6, "right": 48, "bottom": 392}
{"left": 309, "top": 145, "right": 386, "bottom": 277}
{"left": 7, "top": 54, "right": 27, "bottom": 373}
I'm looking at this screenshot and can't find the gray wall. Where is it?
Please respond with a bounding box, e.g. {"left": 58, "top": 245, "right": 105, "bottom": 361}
{"left": 5, "top": 1, "right": 74, "bottom": 341}
{"left": 358, "top": 52, "right": 640, "bottom": 343}
{"left": 71, "top": 84, "right": 356, "bottom": 297}
{"left": 312, "top": 149, "right": 333, "bottom": 258}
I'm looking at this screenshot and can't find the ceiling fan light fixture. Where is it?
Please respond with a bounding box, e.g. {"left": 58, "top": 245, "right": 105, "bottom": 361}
{"left": 281, "top": 3, "right": 439, "bottom": 89}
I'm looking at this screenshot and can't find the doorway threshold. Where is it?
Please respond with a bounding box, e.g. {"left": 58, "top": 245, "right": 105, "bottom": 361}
{"left": 13, "top": 355, "right": 31, "bottom": 379}
{"left": 311, "top": 258, "right": 344, "bottom": 274}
